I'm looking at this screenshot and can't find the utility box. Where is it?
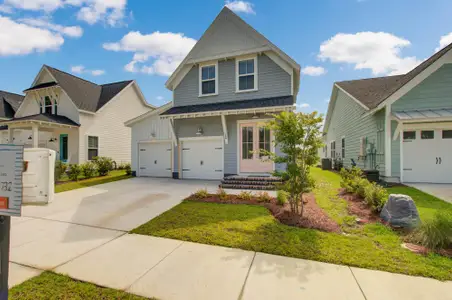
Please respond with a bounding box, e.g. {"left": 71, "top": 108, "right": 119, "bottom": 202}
{"left": 321, "top": 158, "right": 332, "bottom": 170}
{"left": 23, "top": 148, "right": 56, "bottom": 205}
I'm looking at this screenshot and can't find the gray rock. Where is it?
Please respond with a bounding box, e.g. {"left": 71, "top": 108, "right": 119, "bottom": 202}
{"left": 380, "top": 194, "right": 421, "bottom": 229}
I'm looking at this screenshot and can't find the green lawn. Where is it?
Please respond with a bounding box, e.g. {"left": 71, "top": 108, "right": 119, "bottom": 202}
{"left": 132, "top": 168, "right": 452, "bottom": 280}
{"left": 10, "top": 272, "right": 153, "bottom": 300}
{"left": 56, "top": 170, "right": 131, "bottom": 193}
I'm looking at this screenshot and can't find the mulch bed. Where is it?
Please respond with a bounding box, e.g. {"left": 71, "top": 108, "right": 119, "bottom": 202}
{"left": 187, "top": 193, "right": 341, "bottom": 233}
{"left": 338, "top": 189, "right": 381, "bottom": 224}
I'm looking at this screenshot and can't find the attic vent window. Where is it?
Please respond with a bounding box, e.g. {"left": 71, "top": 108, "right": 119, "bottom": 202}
{"left": 236, "top": 56, "right": 258, "bottom": 92}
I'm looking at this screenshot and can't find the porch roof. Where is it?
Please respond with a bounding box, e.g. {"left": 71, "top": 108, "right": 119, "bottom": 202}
{"left": 393, "top": 108, "right": 452, "bottom": 122}
{"left": 160, "top": 95, "right": 294, "bottom": 118}
{"left": 23, "top": 81, "right": 59, "bottom": 92}
{"left": 0, "top": 113, "right": 80, "bottom": 127}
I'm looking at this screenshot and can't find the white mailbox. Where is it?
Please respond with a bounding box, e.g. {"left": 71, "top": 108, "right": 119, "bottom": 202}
{"left": 23, "top": 148, "right": 56, "bottom": 204}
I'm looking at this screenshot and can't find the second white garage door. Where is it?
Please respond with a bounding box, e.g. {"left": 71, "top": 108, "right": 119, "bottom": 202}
{"left": 181, "top": 138, "right": 224, "bottom": 180}
{"left": 138, "top": 142, "right": 172, "bottom": 177}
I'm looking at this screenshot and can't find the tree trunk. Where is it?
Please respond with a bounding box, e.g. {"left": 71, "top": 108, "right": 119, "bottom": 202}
{"left": 300, "top": 193, "right": 304, "bottom": 217}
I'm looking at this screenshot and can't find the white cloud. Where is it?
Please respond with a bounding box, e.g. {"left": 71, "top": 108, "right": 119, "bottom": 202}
{"left": 225, "top": 1, "right": 255, "bottom": 14}
{"left": 104, "top": 31, "right": 197, "bottom": 76}
{"left": 0, "top": 4, "right": 13, "bottom": 13}
{"left": 301, "top": 66, "right": 326, "bottom": 76}
{"left": 297, "top": 103, "right": 310, "bottom": 109}
{"left": 71, "top": 65, "right": 105, "bottom": 76}
{"left": 4, "top": 0, "right": 62, "bottom": 12}
{"left": 436, "top": 32, "right": 452, "bottom": 52}
{"left": 156, "top": 96, "right": 164, "bottom": 101}
{"left": 18, "top": 17, "right": 83, "bottom": 37}
{"left": 0, "top": 15, "right": 64, "bottom": 56}
{"left": 319, "top": 32, "right": 422, "bottom": 76}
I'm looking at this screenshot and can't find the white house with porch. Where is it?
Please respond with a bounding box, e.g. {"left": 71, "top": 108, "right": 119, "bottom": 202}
{"left": 1, "top": 65, "right": 154, "bottom": 164}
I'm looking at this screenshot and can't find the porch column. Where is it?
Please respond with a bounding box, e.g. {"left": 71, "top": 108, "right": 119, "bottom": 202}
{"left": 7, "top": 127, "right": 14, "bottom": 144}
{"left": 32, "top": 124, "right": 39, "bottom": 148}
{"left": 384, "top": 103, "right": 392, "bottom": 177}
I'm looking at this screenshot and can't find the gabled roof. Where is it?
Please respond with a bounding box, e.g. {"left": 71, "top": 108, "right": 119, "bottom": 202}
{"left": 125, "top": 101, "right": 173, "bottom": 126}
{"left": 166, "top": 6, "right": 300, "bottom": 91}
{"left": 336, "top": 42, "right": 452, "bottom": 109}
{"left": 1, "top": 113, "right": 80, "bottom": 127}
{"left": 0, "top": 90, "right": 24, "bottom": 119}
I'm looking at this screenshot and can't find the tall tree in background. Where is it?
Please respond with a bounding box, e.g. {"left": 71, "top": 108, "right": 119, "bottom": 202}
{"left": 263, "top": 111, "right": 323, "bottom": 216}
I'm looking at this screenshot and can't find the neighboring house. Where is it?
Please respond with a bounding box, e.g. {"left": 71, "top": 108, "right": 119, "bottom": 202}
{"left": 1, "top": 65, "right": 154, "bottom": 164}
{"left": 323, "top": 42, "right": 452, "bottom": 184}
{"left": 126, "top": 7, "right": 300, "bottom": 180}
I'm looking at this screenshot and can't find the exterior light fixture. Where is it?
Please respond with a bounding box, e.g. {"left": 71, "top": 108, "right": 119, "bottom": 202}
{"left": 196, "top": 126, "right": 203, "bottom": 136}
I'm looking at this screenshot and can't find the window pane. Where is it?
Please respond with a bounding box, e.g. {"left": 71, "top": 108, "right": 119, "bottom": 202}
{"left": 88, "top": 149, "right": 98, "bottom": 161}
{"left": 45, "top": 106, "right": 52, "bottom": 114}
{"left": 202, "top": 66, "right": 215, "bottom": 80}
{"left": 421, "top": 130, "right": 434, "bottom": 140}
{"left": 247, "top": 59, "right": 254, "bottom": 73}
{"left": 208, "top": 66, "right": 215, "bottom": 79}
{"left": 442, "top": 130, "right": 452, "bottom": 139}
{"left": 45, "top": 96, "right": 51, "bottom": 106}
{"left": 239, "top": 61, "right": 247, "bottom": 75}
{"left": 403, "top": 131, "right": 416, "bottom": 140}
{"left": 88, "top": 136, "right": 98, "bottom": 148}
{"left": 239, "top": 75, "right": 254, "bottom": 90}
{"left": 202, "top": 80, "right": 215, "bottom": 94}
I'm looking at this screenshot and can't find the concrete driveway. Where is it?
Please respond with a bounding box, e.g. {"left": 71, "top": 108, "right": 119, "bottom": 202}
{"left": 407, "top": 183, "right": 452, "bottom": 204}
{"left": 9, "top": 177, "right": 219, "bottom": 280}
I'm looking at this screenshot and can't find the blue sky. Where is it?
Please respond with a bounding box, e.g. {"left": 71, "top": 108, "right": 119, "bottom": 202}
{"left": 0, "top": 0, "right": 451, "bottom": 116}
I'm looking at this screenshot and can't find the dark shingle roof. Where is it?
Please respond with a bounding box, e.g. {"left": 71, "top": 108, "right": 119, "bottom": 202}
{"left": 336, "top": 42, "right": 452, "bottom": 109}
{"left": 42, "top": 66, "right": 132, "bottom": 112}
{"left": 161, "top": 96, "right": 293, "bottom": 115}
{"left": 23, "top": 81, "right": 58, "bottom": 92}
{"left": 0, "top": 90, "right": 24, "bottom": 118}
{"left": 3, "top": 113, "right": 80, "bottom": 127}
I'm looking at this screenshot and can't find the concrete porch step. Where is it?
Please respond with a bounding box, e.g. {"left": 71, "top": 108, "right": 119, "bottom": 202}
{"left": 220, "top": 180, "right": 282, "bottom": 186}
{"left": 219, "top": 183, "right": 277, "bottom": 190}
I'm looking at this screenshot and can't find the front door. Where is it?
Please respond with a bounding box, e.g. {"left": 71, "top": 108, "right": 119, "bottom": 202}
{"left": 239, "top": 122, "right": 273, "bottom": 173}
{"left": 59, "top": 134, "right": 68, "bottom": 162}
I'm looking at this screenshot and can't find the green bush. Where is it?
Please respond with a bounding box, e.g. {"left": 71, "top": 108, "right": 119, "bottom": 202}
{"left": 364, "top": 183, "right": 388, "bottom": 213}
{"left": 192, "top": 188, "right": 209, "bottom": 199}
{"left": 257, "top": 191, "right": 272, "bottom": 203}
{"left": 67, "top": 164, "right": 81, "bottom": 181}
{"left": 81, "top": 162, "right": 96, "bottom": 179}
{"left": 124, "top": 163, "right": 132, "bottom": 175}
{"left": 92, "top": 157, "right": 113, "bottom": 176}
{"left": 355, "top": 178, "right": 371, "bottom": 199}
{"left": 217, "top": 188, "right": 228, "bottom": 200}
{"left": 238, "top": 191, "right": 253, "bottom": 201}
{"left": 54, "top": 161, "right": 68, "bottom": 182}
{"left": 276, "top": 190, "right": 288, "bottom": 205}
{"left": 340, "top": 167, "right": 363, "bottom": 193}
{"left": 410, "top": 211, "right": 452, "bottom": 251}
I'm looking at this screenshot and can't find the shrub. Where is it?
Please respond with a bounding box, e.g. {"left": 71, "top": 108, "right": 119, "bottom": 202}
{"left": 54, "top": 161, "right": 68, "bottom": 182}
{"left": 257, "top": 191, "right": 272, "bottom": 203}
{"left": 410, "top": 211, "right": 452, "bottom": 251}
{"left": 238, "top": 191, "right": 253, "bottom": 201}
{"left": 124, "top": 163, "right": 132, "bottom": 176}
{"left": 92, "top": 157, "right": 113, "bottom": 176}
{"left": 364, "top": 183, "right": 388, "bottom": 213}
{"left": 340, "top": 167, "right": 363, "bottom": 193}
{"left": 81, "top": 162, "right": 96, "bottom": 179}
{"left": 67, "top": 164, "right": 81, "bottom": 181}
{"left": 276, "top": 190, "right": 288, "bottom": 206}
{"left": 355, "top": 178, "right": 371, "bottom": 199}
{"left": 192, "top": 188, "right": 209, "bottom": 199}
{"left": 217, "top": 188, "right": 227, "bottom": 200}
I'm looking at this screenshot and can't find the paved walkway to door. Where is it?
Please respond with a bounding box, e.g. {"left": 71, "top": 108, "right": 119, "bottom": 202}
{"left": 8, "top": 178, "right": 452, "bottom": 300}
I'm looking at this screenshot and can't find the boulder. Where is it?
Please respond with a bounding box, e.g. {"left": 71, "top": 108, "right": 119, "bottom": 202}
{"left": 380, "top": 194, "right": 421, "bottom": 229}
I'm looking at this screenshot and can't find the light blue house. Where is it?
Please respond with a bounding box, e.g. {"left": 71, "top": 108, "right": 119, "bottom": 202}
{"left": 323, "top": 42, "right": 452, "bottom": 184}
{"left": 126, "top": 7, "right": 300, "bottom": 181}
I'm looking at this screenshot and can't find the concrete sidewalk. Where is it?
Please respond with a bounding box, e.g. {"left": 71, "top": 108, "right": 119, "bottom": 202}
{"left": 10, "top": 233, "right": 452, "bottom": 300}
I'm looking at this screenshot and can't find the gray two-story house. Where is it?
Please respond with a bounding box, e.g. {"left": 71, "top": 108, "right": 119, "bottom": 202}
{"left": 126, "top": 7, "right": 300, "bottom": 180}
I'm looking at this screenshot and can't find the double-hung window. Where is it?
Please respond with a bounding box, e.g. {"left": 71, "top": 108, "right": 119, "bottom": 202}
{"left": 87, "top": 136, "right": 99, "bottom": 160}
{"left": 44, "top": 96, "right": 52, "bottom": 114}
{"left": 236, "top": 56, "right": 257, "bottom": 92}
{"left": 199, "top": 63, "right": 217, "bottom": 96}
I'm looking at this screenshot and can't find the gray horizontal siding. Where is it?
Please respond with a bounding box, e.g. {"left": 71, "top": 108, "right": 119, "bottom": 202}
{"left": 325, "top": 89, "right": 386, "bottom": 174}
{"left": 392, "top": 64, "right": 452, "bottom": 111}
{"left": 174, "top": 53, "right": 291, "bottom": 107}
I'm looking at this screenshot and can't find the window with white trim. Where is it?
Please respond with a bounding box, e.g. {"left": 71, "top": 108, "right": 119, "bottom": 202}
{"left": 87, "top": 136, "right": 99, "bottom": 160}
{"left": 330, "top": 141, "right": 336, "bottom": 159}
{"left": 236, "top": 56, "right": 257, "bottom": 92}
{"left": 341, "top": 137, "right": 345, "bottom": 159}
{"left": 199, "top": 63, "right": 217, "bottom": 96}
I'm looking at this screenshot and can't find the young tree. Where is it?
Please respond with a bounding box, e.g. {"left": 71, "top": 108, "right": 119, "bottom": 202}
{"left": 263, "top": 111, "right": 323, "bottom": 216}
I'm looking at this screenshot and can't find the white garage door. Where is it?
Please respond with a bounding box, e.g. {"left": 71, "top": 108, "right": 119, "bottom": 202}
{"left": 181, "top": 138, "right": 223, "bottom": 180}
{"left": 138, "top": 142, "right": 172, "bottom": 177}
{"left": 403, "top": 129, "right": 452, "bottom": 183}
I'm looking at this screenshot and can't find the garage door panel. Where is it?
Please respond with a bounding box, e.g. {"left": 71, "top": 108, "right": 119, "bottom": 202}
{"left": 139, "top": 142, "right": 172, "bottom": 178}
{"left": 182, "top": 139, "right": 223, "bottom": 180}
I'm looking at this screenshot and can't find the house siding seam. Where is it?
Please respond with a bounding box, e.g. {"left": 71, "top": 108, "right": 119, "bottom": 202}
{"left": 78, "top": 85, "right": 151, "bottom": 164}
{"left": 173, "top": 53, "right": 291, "bottom": 107}
{"left": 325, "top": 89, "right": 386, "bottom": 175}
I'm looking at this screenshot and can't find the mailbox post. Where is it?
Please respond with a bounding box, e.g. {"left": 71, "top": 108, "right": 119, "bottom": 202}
{"left": 0, "top": 145, "right": 24, "bottom": 300}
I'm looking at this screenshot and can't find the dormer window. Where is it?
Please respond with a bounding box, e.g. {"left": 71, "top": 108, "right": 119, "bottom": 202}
{"left": 44, "top": 96, "right": 52, "bottom": 114}
{"left": 236, "top": 56, "right": 258, "bottom": 92}
{"left": 199, "top": 62, "right": 218, "bottom": 96}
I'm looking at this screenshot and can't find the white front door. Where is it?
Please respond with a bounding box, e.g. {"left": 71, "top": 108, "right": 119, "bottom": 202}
{"left": 403, "top": 129, "right": 452, "bottom": 183}
{"left": 138, "top": 142, "right": 172, "bottom": 177}
{"left": 239, "top": 122, "right": 273, "bottom": 173}
{"left": 181, "top": 138, "right": 223, "bottom": 180}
